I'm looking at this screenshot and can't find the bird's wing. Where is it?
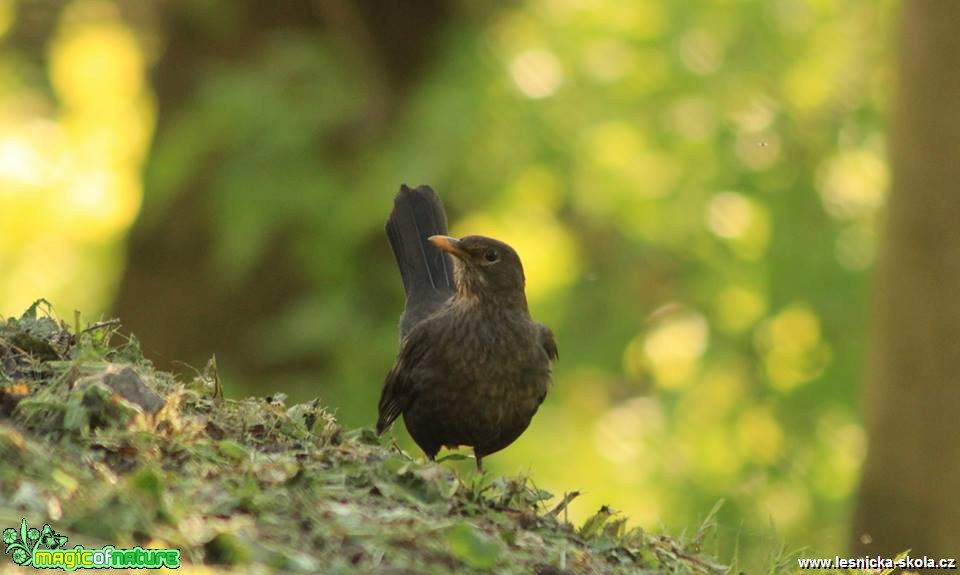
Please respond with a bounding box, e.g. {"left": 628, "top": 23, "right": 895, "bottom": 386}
{"left": 538, "top": 323, "right": 559, "bottom": 362}
{"left": 377, "top": 326, "right": 432, "bottom": 434}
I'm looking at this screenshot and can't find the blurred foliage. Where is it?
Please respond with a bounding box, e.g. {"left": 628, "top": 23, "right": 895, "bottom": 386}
{"left": 0, "top": 0, "right": 895, "bottom": 569}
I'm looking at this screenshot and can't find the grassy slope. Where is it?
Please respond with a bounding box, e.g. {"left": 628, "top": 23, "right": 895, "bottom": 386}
{"left": 0, "top": 302, "right": 729, "bottom": 574}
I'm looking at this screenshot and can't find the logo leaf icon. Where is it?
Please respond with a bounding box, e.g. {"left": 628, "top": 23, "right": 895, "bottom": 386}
{"left": 3, "top": 519, "right": 36, "bottom": 567}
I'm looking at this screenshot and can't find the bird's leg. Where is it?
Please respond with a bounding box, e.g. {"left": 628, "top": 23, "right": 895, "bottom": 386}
{"left": 388, "top": 439, "right": 405, "bottom": 457}
{"left": 474, "top": 450, "right": 484, "bottom": 472}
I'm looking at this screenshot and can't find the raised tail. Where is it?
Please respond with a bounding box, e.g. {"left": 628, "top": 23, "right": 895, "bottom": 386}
{"left": 385, "top": 184, "right": 456, "bottom": 338}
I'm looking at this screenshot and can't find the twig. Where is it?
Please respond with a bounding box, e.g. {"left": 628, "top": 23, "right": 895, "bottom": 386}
{"left": 81, "top": 319, "right": 121, "bottom": 334}
{"left": 549, "top": 490, "right": 581, "bottom": 517}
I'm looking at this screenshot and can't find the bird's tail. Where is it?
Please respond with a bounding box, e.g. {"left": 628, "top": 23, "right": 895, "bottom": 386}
{"left": 385, "top": 185, "right": 455, "bottom": 335}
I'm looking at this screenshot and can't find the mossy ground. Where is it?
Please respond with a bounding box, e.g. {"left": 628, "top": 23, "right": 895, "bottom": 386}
{"left": 1, "top": 301, "right": 729, "bottom": 574}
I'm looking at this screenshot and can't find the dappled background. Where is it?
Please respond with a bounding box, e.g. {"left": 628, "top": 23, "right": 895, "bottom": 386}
{"left": 0, "top": 0, "right": 916, "bottom": 568}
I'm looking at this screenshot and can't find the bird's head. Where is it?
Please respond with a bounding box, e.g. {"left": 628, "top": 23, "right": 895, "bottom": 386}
{"left": 429, "top": 235, "right": 527, "bottom": 305}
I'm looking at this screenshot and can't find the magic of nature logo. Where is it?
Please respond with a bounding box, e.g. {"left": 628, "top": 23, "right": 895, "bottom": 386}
{"left": 3, "top": 518, "right": 180, "bottom": 570}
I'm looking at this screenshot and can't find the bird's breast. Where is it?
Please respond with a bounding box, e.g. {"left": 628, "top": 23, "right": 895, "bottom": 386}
{"left": 442, "top": 313, "right": 546, "bottom": 378}
{"left": 403, "top": 311, "right": 551, "bottom": 457}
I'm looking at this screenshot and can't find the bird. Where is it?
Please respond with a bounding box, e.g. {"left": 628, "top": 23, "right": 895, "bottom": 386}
{"left": 377, "top": 184, "right": 558, "bottom": 470}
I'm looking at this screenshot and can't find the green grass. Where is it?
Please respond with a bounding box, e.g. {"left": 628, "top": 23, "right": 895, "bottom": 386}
{"left": 0, "top": 300, "right": 734, "bottom": 573}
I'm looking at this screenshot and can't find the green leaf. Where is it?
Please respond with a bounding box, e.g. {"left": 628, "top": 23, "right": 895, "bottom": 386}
{"left": 204, "top": 532, "right": 252, "bottom": 566}
{"left": 217, "top": 439, "right": 249, "bottom": 461}
{"left": 21, "top": 299, "right": 52, "bottom": 320}
{"left": 580, "top": 506, "right": 616, "bottom": 540}
{"left": 445, "top": 521, "right": 503, "bottom": 570}
{"left": 130, "top": 466, "right": 165, "bottom": 502}
{"left": 435, "top": 452, "right": 469, "bottom": 463}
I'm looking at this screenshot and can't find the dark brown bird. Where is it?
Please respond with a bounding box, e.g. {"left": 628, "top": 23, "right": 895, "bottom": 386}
{"left": 378, "top": 185, "right": 557, "bottom": 470}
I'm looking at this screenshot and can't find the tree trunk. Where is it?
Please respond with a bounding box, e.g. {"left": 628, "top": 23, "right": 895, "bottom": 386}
{"left": 852, "top": 0, "right": 960, "bottom": 559}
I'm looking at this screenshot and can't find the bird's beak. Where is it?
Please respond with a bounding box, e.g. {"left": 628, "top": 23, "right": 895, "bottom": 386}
{"left": 429, "top": 235, "right": 468, "bottom": 260}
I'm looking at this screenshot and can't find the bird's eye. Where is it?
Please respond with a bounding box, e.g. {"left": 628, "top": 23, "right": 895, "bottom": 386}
{"left": 483, "top": 249, "right": 499, "bottom": 263}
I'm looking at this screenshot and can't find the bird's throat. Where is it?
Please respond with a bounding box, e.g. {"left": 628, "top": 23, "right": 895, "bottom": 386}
{"left": 453, "top": 267, "right": 529, "bottom": 314}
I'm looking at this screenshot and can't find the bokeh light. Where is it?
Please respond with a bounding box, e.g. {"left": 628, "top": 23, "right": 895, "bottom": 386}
{"left": 1, "top": 0, "right": 153, "bottom": 316}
